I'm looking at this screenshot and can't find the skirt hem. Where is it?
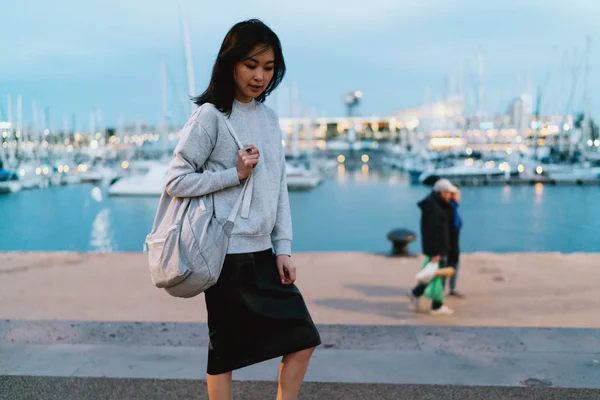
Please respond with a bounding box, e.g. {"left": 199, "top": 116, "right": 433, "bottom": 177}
{"left": 207, "top": 338, "right": 321, "bottom": 375}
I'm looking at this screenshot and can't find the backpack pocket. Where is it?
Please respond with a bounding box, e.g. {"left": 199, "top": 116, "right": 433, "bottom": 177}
{"left": 145, "top": 223, "right": 191, "bottom": 288}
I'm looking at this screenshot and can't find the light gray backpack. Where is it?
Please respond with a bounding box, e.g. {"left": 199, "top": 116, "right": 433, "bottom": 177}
{"left": 144, "top": 112, "right": 253, "bottom": 298}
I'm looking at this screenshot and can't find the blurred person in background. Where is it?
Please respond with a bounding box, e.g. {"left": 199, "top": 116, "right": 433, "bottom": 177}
{"left": 408, "top": 179, "right": 458, "bottom": 316}
{"left": 447, "top": 188, "right": 464, "bottom": 297}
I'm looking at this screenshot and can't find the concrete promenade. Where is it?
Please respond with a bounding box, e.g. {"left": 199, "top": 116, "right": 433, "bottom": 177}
{"left": 2, "top": 321, "right": 599, "bottom": 399}
{"left": 1, "top": 252, "right": 600, "bottom": 399}
{"left": 2, "top": 251, "right": 600, "bottom": 327}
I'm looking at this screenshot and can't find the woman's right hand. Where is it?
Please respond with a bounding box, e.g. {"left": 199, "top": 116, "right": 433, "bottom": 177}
{"left": 237, "top": 145, "right": 260, "bottom": 180}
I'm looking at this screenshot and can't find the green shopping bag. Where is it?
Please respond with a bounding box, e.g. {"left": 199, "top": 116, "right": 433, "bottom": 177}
{"left": 421, "top": 257, "right": 444, "bottom": 303}
{"left": 424, "top": 276, "right": 444, "bottom": 302}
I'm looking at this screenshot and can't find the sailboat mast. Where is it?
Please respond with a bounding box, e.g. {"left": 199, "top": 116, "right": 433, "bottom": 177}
{"left": 180, "top": 0, "right": 196, "bottom": 114}
{"left": 476, "top": 47, "right": 485, "bottom": 119}
{"left": 291, "top": 79, "right": 300, "bottom": 157}
{"left": 7, "top": 94, "right": 16, "bottom": 163}
{"left": 160, "top": 58, "right": 169, "bottom": 154}
{"left": 582, "top": 36, "right": 592, "bottom": 154}
{"left": 17, "top": 95, "right": 23, "bottom": 160}
{"left": 32, "top": 99, "right": 41, "bottom": 161}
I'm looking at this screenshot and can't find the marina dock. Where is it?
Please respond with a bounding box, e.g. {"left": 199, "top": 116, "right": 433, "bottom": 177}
{"left": 434, "top": 175, "right": 600, "bottom": 186}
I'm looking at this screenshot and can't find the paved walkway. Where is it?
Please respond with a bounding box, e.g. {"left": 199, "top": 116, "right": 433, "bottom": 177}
{"left": 2, "top": 253, "right": 600, "bottom": 397}
{"left": 2, "top": 321, "right": 600, "bottom": 389}
{"left": 2, "top": 252, "right": 600, "bottom": 327}
{"left": 3, "top": 377, "right": 597, "bottom": 400}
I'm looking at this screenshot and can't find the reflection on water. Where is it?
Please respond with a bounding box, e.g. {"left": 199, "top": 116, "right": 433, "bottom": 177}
{"left": 534, "top": 183, "right": 544, "bottom": 204}
{"left": 334, "top": 164, "right": 389, "bottom": 185}
{"left": 361, "top": 164, "right": 370, "bottom": 182}
{"left": 502, "top": 185, "right": 511, "bottom": 203}
{"left": 337, "top": 164, "right": 347, "bottom": 184}
{"left": 91, "top": 186, "right": 103, "bottom": 203}
{"left": 89, "top": 208, "right": 115, "bottom": 252}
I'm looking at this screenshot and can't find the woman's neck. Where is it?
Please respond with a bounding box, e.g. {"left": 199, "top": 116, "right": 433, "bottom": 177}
{"left": 233, "top": 98, "right": 257, "bottom": 112}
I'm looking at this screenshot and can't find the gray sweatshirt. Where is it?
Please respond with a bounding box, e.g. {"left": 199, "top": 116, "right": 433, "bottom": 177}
{"left": 164, "top": 99, "right": 292, "bottom": 256}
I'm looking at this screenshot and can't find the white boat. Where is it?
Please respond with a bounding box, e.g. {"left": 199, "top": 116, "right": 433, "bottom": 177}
{"left": 548, "top": 166, "right": 600, "bottom": 183}
{"left": 108, "top": 163, "right": 168, "bottom": 196}
{"left": 109, "top": 159, "right": 322, "bottom": 195}
{"left": 0, "top": 180, "right": 21, "bottom": 194}
{"left": 311, "top": 158, "right": 338, "bottom": 171}
{"left": 79, "top": 165, "right": 121, "bottom": 185}
{"left": 0, "top": 165, "right": 21, "bottom": 193}
{"left": 50, "top": 160, "right": 82, "bottom": 186}
{"left": 419, "top": 163, "right": 510, "bottom": 185}
{"left": 15, "top": 163, "right": 49, "bottom": 190}
{"left": 50, "top": 172, "right": 82, "bottom": 186}
{"left": 325, "top": 139, "right": 351, "bottom": 152}
{"left": 286, "top": 163, "right": 323, "bottom": 190}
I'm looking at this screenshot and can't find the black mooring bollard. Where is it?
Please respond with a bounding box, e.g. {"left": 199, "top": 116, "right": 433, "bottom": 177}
{"left": 386, "top": 229, "right": 416, "bottom": 257}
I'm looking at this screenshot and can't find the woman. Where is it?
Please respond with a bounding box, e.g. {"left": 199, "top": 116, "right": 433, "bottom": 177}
{"left": 165, "top": 19, "right": 321, "bottom": 400}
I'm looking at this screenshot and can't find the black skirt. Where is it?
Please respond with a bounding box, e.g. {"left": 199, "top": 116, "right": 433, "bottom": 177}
{"left": 204, "top": 249, "right": 321, "bottom": 375}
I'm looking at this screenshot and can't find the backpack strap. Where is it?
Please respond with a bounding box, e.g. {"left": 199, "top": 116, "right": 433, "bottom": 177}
{"left": 222, "top": 114, "right": 253, "bottom": 220}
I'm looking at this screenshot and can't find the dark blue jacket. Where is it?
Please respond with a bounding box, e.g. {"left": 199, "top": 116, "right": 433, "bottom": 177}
{"left": 447, "top": 200, "right": 462, "bottom": 265}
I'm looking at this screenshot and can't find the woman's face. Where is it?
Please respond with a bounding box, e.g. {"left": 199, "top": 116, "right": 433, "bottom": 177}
{"left": 233, "top": 45, "right": 275, "bottom": 103}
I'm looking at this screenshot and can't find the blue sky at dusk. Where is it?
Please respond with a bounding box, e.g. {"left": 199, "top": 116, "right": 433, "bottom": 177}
{"left": 1, "top": 0, "right": 598, "bottom": 129}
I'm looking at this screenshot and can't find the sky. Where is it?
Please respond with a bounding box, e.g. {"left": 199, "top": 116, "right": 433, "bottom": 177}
{"left": 1, "top": 0, "right": 598, "bottom": 129}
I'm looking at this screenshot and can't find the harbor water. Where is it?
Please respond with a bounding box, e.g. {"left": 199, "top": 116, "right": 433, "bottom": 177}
{"left": 1, "top": 166, "right": 599, "bottom": 254}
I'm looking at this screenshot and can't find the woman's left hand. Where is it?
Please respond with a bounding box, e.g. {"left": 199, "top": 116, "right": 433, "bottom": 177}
{"left": 276, "top": 255, "right": 296, "bottom": 285}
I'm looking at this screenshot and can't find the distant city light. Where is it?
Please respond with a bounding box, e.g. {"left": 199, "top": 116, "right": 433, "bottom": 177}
{"left": 121, "top": 160, "right": 130, "bottom": 169}
{"left": 337, "top": 155, "right": 346, "bottom": 163}
{"left": 466, "top": 147, "right": 473, "bottom": 155}
{"left": 506, "top": 148, "right": 513, "bottom": 155}
{"left": 499, "top": 162, "right": 511, "bottom": 172}
{"left": 405, "top": 119, "right": 419, "bottom": 130}
{"left": 536, "top": 166, "right": 544, "bottom": 175}
{"left": 518, "top": 164, "right": 525, "bottom": 173}
{"left": 361, "top": 154, "right": 369, "bottom": 163}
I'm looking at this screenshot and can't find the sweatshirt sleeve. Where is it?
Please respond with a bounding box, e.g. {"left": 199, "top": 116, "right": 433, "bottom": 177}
{"left": 164, "top": 114, "right": 239, "bottom": 198}
{"left": 271, "top": 148, "right": 293, "bottom": 256}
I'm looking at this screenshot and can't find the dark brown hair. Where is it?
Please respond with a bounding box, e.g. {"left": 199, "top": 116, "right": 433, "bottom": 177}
{"left": 192, "top": 19, "right": 286, "bottom": 115}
